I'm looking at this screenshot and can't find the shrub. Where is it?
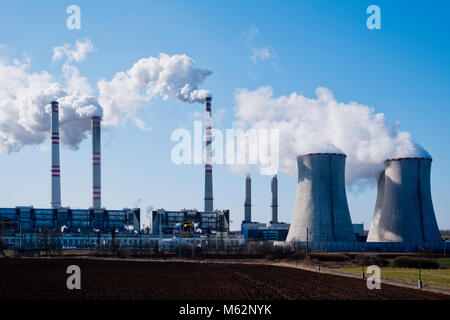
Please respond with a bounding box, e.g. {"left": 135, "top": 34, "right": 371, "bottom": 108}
{"left": 266, "top": 254, "right": 276, "bottom": 261}
{"left": 309, "top": 253, "right": 350, "bottom": 262}
{"left": 287, "top": 251, "right": 305, "bottom": 261}
{"left": 392, "top": 256, "right": 439, "bottom": 269}
{"left": 354, "top": 254, "right": 389, "bottom": 267}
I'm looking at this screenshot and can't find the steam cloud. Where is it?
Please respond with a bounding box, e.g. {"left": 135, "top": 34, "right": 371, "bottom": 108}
{"left": 0, "top": 40, "right": 212, "bottom": 152}
{"left": 234, "top": 86, "right": 429, "bottom": 186}
{"left": 0, "top": 41, "right": 101, "bottom": 153}
{"left": 98, "top": 53, "right": 212, "bottom": 126}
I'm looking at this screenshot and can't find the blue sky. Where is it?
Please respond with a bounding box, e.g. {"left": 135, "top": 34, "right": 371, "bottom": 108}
{"left": 0, "top": 0, "right": 449, "bottom": 230}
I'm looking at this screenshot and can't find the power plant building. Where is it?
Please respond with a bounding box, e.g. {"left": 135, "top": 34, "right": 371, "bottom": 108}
{"left": 0, "top": 206, "right": 140, "bottom": 234}
{"left": 151, "top": 208, "right": 230, "bottom": 235}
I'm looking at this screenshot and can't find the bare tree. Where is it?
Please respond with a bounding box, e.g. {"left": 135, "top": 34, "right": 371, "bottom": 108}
{"left": 0, "top": 236, "right": 6, "bottom": 256}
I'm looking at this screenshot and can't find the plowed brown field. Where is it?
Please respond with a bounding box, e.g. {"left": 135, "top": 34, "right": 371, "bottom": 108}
{"left": 0, "top": 258, "right": 447, "bottom": 300}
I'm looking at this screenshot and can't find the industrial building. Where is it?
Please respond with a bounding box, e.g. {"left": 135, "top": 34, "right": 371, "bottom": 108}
{"left": 286, "top": 153, "right": 356, "bottom": 243}
{"left": 0, "top": 102, "right": 138, "bottom": 236}
{"left": 0, "top": 206, "right": 140, "bottom": 234}
{"left": 151, "top": 208, "right": 230, "bottom": 235}
{"left": 367, "top": 157, "right": 442, "bottom": 242}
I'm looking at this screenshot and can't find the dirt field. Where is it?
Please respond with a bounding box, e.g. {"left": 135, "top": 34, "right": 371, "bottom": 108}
{"left": 0, "top": 258, "right": 448, "bottom": 300}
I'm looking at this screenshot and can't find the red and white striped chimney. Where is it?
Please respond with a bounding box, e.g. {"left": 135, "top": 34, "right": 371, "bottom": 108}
{"left": 51, "top": 101, "right": 61, "bottom": 209}
{"left": 92, "top": 116, "right": 101, "bottom": 209}
{"left": 204, "top": 97, "right": 213, "bottom": 212}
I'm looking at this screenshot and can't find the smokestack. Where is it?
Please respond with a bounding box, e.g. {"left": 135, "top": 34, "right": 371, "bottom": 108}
{"left": 367, "top": 158, "right": 441, "bottom": 242}
{"left": 204, "top": 96, "right": 213, "bottom": 212}
{"left": 244, "top": 174, "right": 251, "bottom": 222}
{"left": 286, "top": 153, "right": 356, "bottom": 242}
{"left": 271, "top": 175, "right": 278, "bottom": 223}
{"left": 50, "top": 101, "right": 61, "bottom": 209}
{"left": 92, "top": 116, "right": 101, "bottom": 209}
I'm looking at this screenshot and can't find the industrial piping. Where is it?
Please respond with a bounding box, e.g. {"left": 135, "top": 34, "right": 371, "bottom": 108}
{"left": 92, "top": 116, "right": 101, "bottom": 209}
{"left": 367, "top": 157, "right": 442, "bottom": 242}
{"left": 270, "top": 175, "right": 278, "bottom": 223}
{"left": 244, "top": 174, "right": 251, "bottom": 222}
{"left": 286, "top": 153, "right": 356, "bottom": 242}
{"left": 50, "top": 101, "right": 61, "bottom": 209}
{"left": 204, "top": 97, "right": 213, "bottom": 212}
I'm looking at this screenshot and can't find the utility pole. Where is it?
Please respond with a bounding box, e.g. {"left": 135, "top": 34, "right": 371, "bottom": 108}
{"left": 418, "top": 248, "right": 423, "bottom": 289}
{"left": 306, "top": 227, "right": 309, "bottom": 258}
{"left": 361, "top": 250, "right": 365, "bottom": 279}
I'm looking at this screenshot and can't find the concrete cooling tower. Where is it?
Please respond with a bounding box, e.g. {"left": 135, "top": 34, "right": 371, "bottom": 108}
{"left": 367, "top": 158, "right": 442, "bottom": 242}
{"left": 286, "top": 153, "right": 356, "bottom": 242}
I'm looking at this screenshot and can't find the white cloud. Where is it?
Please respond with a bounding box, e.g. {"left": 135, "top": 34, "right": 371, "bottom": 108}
{"left": 234, "top": 86, "right": 428, "bottom": 185}
{"left": 0, "top": 40, "right": 101, "bottom": 153}
{"left": 133, "top": 118, "right": 152, "bottom": 132}
{"left": 52, "top": 38, "right": 94, "bottom": 63}
{"left": 98, "top": 53, "right": 212, "bottom": 127}
{"left": 244, "top": 26, "right": 259, "bottom": 42}
{"left": 251, "top": 47, "right": 275, "bottom": 64}
{"left": 0, "top": 39, "right": 212, "bottom": 152}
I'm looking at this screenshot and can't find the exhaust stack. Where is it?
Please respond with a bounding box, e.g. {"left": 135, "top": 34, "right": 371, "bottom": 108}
{"left": 271, "top": 175, "right": 278, "bottom": 223}
{"left": 92, "top": 116, "right": 101, "bottom": 209}
{"left": 244, "top": 174, "right": 251, "bottom": 222}
{"left": 50, "top": 101, "right": 61, "bottom": 209}
{"left": 204, "top": 97, "right": 213, "bottom": 212}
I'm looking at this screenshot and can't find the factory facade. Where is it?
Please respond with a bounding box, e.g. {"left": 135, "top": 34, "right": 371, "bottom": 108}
{"left": 0, "top": 206, "right": 140, "bottom": 234}
{"left": 151, "top": 209, "right": 230, "bottom": 235}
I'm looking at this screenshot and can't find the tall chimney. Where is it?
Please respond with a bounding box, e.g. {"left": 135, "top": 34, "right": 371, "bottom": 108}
{"left": 271, "top": 175, "right": 278, "bottom": 223}
{"left": 244, "top": 174, "right": 251, "bottom": 222}
{"left": 204, "top": 97, "right": 213, "bottom": 212}
{"left": 92, "top": 116, "right": 101, "bottom": 209}
{"left": 50, "top": 101, "right": 61, "bottom": 209}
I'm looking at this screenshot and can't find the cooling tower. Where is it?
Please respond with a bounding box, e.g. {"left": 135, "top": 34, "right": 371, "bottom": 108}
{"left": 367, "top": 158, "right": 441, "bottom": 242}
{"left": 286, "top": 153, "right": 356, "bottom": 242}
{"left": 50, "top": 101, "right": 61, "bottom": 209}
{"left": 204, "top": 97, "right": 213, "bottom": 212}
{"left": 244, "top": 174, "right": 251, "bottom": 222}
{"left": 271, "top": 175, "right": 278, "bottom": 223}
{"left": 92, "top": 116, "right": 101, "bottom": 209}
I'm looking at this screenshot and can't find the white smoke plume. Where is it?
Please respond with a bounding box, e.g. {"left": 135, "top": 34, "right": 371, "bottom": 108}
{"left": 0, "top": 39, "right": 213, "bottom": 152}
{"left": 0, "top": 40, "right": 101, "bottom": 153}
{"left": 234, "top": 86, "right": 429, "bottom": 186}
{"left": 98, "top": 53, "right": 212, "bottom": 126}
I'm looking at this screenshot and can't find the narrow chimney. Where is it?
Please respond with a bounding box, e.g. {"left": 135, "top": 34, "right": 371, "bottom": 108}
{"left": 244, "top": 174, "right": 251, "bottom": 222}
{"left": 51, "top": 101, "right": 61, "bottom": 209}
{"left": 271, "top": 175, "right": 278, "bottom": 223}
{"left": 204, "top": 97, "right": 213, "bottom": 212}
{"left": 92, "top": 116, "right": 101, "bottom": 209}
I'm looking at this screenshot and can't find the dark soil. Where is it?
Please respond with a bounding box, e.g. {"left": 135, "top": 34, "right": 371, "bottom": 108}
{"left": 0, "top": 258, "right": 447, "bottom": 300}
